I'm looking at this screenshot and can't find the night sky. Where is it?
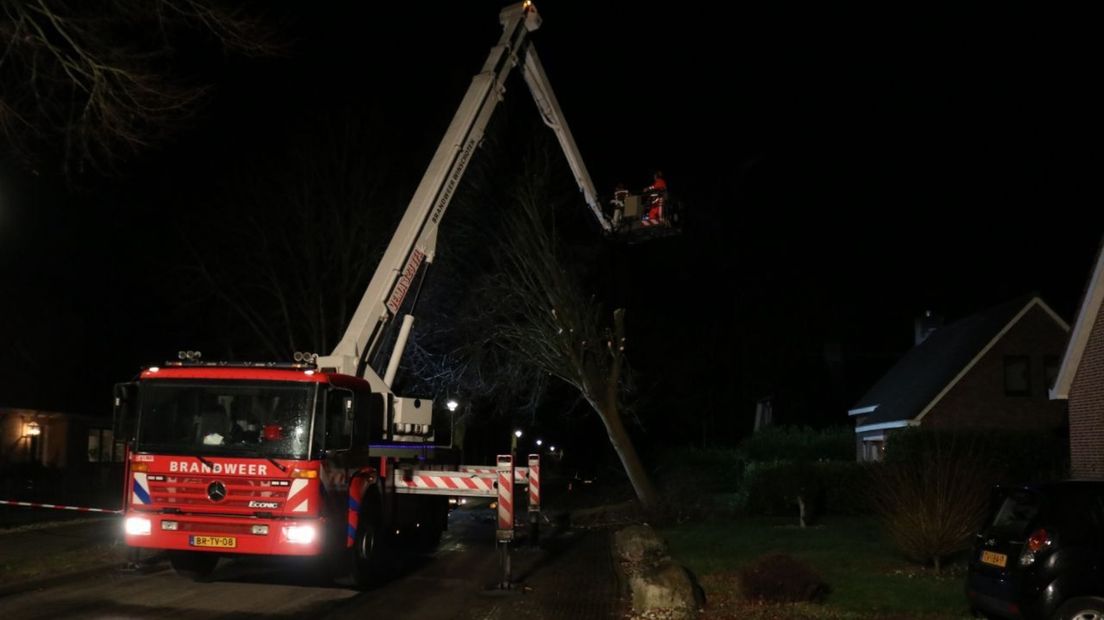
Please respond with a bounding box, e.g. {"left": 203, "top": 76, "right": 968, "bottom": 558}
{"left": 1, "top": 2, "right": 1101, "bottom": 449}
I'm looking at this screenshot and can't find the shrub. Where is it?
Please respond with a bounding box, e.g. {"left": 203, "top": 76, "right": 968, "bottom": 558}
{"left": 886, "top": 427, "right": 1068, "bottom": 482}
{"left": 819, "top": 461, "right": 875, "bottom": 515}
{"left": 740, "top": 426, "right": 854, "bottom": 463}
{"left": 659, "top": 447, "right": 745, "bottom": 493}
{"left": 870, "top": 432, "right": 1002, "bottom": 571}
{"left": 737, "top": 460, "right": 819, "bottom": 518}
{"left": 655, "top": 447, "right": 745, "bottom": 518}
{"left": 737, "top": 460, "right": 873, "bottom": 520}
{"left": 738, "top": 553, "right": 827, "bottom": 603}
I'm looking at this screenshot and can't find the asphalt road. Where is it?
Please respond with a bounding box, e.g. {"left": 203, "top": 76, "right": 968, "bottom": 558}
{"left": 0, "top": 503, "right": 621, "bottom": 620}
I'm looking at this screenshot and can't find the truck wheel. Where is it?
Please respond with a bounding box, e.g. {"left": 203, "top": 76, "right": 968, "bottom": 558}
{"left": 168, "top": 551, "right": 219, "bottom": 581}
{"left": 335, "top": 504, "right": 387, "bottom": 589}
{"left": 1055, "top": 598, "right": 1104, "bottom": 620}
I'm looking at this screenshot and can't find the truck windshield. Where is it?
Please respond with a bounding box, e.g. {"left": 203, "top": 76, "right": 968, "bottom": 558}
{"left": 136, "top": 380, "right": 317, "bottom": 460}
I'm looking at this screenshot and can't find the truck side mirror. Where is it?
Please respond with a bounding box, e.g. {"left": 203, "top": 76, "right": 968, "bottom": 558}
{"left": 112, "top": 382, "right": 138, "bottom": 442}
{"left": 344, "top": 396, "right": 355, "bottom": 421}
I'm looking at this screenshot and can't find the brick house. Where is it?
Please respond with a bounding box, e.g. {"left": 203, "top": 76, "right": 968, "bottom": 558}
{"left": 1050, "top": 244, "right": 1104, "bottom": 478}
{"left": 0, "top": 408, "right": 123, "bottom": 505}
{"left": 851, "top": 296, "right": 1069, "bottom": 462}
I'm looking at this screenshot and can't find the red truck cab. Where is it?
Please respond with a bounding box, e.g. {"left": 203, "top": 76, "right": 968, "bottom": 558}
{"left": 118, "top": 363, "right": 432, "bottom": 582}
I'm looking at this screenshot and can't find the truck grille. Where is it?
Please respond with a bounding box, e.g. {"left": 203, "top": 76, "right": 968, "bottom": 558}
{"left": 148, "top": 476, "right": 290, "bottom": 511}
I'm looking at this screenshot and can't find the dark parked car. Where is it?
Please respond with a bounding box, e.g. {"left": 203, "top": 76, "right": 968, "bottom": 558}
{"left": 967, "top": 481, "right": 1104, "bottom": 619}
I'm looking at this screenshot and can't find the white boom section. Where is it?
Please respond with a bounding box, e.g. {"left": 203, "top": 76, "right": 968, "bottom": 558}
{"left": 520, "top": 46, "right": 612, "bottom": 233}
{"left": 318, "top": 1, "right": 609, "bottom": 395}
{"left": 317, "top": 3, "right": 541, "bottom": 384}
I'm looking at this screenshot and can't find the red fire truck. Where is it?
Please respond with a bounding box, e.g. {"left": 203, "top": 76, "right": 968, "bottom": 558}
{"left": 117, "top": 363, "right": 453, "bottom": 585}
{"left": 116, "top": 1, "right": 595, "bottom": 587}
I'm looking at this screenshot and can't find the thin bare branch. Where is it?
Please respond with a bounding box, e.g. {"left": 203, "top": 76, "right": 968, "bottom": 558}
{"left": 0, "top": 0, "right": 281, "bottom": 180}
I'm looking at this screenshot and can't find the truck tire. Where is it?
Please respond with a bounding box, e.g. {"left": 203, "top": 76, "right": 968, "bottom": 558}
{"left": 168, "top": 551, "right": 219, "bottom": 581}
{"left": 335, "top": 501, "right": 387, "bottom": 589}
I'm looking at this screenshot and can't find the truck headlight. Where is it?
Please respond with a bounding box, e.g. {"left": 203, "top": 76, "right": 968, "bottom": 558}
{"left": 125, "top": 517, "right": 151, "bottom": 536}
{"left": 284, "top": 524, "right": 316, "bottom": 544}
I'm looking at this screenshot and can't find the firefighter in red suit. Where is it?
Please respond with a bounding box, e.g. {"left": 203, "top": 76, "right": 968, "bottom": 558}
{"left": 641, "top": 171, "right": 667, "bottom": 226}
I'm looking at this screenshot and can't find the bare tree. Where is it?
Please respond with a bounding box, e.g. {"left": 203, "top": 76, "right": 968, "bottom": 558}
{"left": 177, "top": 110, "right": 397, "bottom": 359}
{"left": 0, "top": 0, "right": 279, "bottom": 179}
{"left": 485, "top": 156, "right": 659, "bottom": 511}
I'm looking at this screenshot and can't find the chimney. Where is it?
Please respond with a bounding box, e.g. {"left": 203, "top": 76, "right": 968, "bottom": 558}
{"left": 914, "top": 310, "right": 943, "bottom": 345}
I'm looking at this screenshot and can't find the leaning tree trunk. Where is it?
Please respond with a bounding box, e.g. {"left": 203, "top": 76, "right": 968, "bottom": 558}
{"left": 595, "top": 399, "right": 659, "bottom": 512}
{"left": 593, "top": 308, "right": 658, "bottom": 512}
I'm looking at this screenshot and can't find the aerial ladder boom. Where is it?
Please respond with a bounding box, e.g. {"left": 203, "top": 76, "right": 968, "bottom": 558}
{"left": 317, "top": 2, "right": 537, "bottom": 385}
{"left": 520, "top": 45, "right": 612, "bottom": 235}
{"left": 318, "top": 2, "right": 609, "bottom": 411}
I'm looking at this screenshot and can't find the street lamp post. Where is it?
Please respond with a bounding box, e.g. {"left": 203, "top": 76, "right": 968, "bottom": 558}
{"left": 511, "top": 429, "right": 522, "bottom": 460}
{"left": 446, "top": 399, "right": 459, "bottom": 449}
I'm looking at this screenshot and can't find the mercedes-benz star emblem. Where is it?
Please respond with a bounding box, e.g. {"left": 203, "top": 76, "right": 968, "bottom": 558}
{"left": 207, "top": 481, "right": 227, "bottom": 502}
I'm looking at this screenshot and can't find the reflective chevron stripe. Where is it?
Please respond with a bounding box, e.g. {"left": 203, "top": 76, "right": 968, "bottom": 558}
{"left": 132, "top": 473, "right": 151, "bottom": 505}
{"left": 496, "top": 454, "right": 513, "bottom": 542}
{"left": 527, "top": 454, "right": 540, "bottom": 512}
{"left": 392, "top": 471, "right": 496, "bottom": 497}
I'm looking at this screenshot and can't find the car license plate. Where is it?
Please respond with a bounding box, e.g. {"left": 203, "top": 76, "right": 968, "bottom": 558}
{"left": 980, "top": 550, "right": 1007, "bottom": 568}
{"left": 190, "top": 535, "right": 236, "bottom": 549}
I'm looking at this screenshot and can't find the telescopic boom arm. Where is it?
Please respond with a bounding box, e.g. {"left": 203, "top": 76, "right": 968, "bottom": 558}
{"left": 317, "top": 2, "right": 608, "bottom": 399}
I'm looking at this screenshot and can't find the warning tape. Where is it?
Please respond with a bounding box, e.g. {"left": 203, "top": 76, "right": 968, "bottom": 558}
{"left": 0, "top": 499, "right": 123, "bottom": 514}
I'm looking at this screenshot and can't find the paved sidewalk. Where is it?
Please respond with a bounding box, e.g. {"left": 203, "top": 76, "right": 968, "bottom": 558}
{"left": 465, "top": 527, "right": 627, "bottom": 620}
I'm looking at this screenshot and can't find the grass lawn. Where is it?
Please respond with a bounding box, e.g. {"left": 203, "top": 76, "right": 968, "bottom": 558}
{"left": 662, "top": 516, "right": 973, "bottom": 619}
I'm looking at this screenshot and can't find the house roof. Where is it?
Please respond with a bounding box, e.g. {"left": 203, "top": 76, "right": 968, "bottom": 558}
{"left": 852, "top": 296, "right": 1068, "bottom": 430}
{"left": 1051, "top": 238, "right": 1104, "bottom": 400}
